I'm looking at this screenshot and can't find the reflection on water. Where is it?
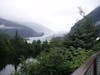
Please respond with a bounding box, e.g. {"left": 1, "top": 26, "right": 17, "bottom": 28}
{"left": 0, "top": 64, "right": 15, "bottom": 75}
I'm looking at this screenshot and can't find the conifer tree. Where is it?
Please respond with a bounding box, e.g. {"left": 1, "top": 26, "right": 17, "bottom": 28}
{"left": 63, "top": 8, "right": 97, "bottom": 49}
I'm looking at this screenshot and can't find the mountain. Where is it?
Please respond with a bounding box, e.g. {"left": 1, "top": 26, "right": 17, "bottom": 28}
{"left": 20, "top": 22, "right": 53, "bottom": 35}
{"left": 88, "top": 6, "right": 100, "bottom": 23}
{"left": 70, "top": 6, "right": 100, "bottom": 35}
{"left": 19, "top": 22, "right": 54, "bottom": 43}
{"left": 0, "top": 18, "right": 44, "bottom": 38}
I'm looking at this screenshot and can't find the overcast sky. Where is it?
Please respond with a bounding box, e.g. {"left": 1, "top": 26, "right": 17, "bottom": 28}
{"left": 0, "top": 0, "right": 99, "bottom": 33}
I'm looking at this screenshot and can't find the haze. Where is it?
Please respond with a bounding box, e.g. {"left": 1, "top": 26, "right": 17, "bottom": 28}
{"left": 0, "top": 0, "right": 99, "bottom": 33}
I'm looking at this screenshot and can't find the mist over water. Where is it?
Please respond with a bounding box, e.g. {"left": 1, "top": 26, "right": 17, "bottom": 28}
{"left": 26, "top": 31, "right": 66, "bottom": 43}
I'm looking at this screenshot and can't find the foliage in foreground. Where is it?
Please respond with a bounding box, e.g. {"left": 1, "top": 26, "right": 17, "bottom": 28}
{"left": 12, "top": 47, "right": 93, "bottom": 75}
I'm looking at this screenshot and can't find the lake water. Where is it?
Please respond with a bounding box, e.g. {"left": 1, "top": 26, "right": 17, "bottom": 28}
{"left": 0, "top": 64, "right": 15, "bottom": 75}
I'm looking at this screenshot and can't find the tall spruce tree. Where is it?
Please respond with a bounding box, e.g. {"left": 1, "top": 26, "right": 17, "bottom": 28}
{"left": 63, "top": 12, "right": 97, "bottom": 49}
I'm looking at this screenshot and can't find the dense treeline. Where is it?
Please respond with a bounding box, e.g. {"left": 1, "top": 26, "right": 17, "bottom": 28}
{"left": 0, "top": 16, "right": 100, "bottom": 75}
{"left": 12, "top": 47, "right": 93, "bottom": 75}
{"left": 0, "top": 31, "right": 50, "bottom": 70}
{"left": 12, "top": 16, "right": 100, "bottom": 75}
{"left": 63, "top": 16, "right": 97, "bottom": 49}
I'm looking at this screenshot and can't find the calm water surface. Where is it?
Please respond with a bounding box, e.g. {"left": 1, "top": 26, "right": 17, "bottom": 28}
{"left": 0, "top": 65, "right": 15, "bottom": 75}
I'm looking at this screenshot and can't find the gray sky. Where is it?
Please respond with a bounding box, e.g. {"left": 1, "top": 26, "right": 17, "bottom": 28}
{"left": 0, "top": 0, "right": 99, "bottom": 33}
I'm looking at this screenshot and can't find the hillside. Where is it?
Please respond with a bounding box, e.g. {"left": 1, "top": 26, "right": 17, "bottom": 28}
{"left": 20, "top": 22, "right": 53, "bottom": 35}
{"left": 70, "top": 6, "right": 100, "bottom": 35}
{"left": 0, "top": 18, "right": 44, "bottom": 38}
